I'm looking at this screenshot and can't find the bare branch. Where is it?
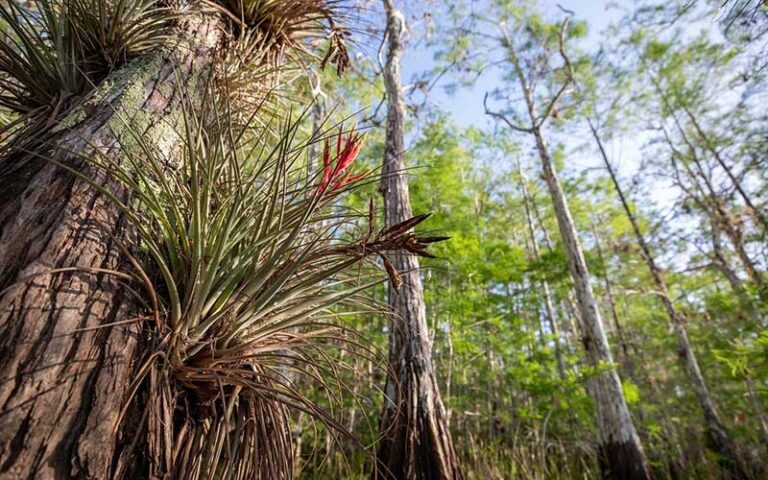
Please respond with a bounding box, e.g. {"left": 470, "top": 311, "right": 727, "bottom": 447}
{"left": 536, "top": 14, "right": 575, "bottom": 128}
{"left": 483, "top": 92, "right": 533, "bottom": 133}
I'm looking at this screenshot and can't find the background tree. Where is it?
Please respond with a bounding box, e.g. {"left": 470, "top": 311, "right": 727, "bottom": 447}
{"left": 375, "top": 1, "right": 462, "bottom": 478}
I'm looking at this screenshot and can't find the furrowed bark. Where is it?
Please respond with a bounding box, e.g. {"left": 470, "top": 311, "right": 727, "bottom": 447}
{"left": 0, "top": 15, "right": 222, "bottom": 480}
{"left": 375, "top": 1, "right": 462, "bottom": 479}
{"left": 589, "top": 120, "right": 750, "bottom": 479}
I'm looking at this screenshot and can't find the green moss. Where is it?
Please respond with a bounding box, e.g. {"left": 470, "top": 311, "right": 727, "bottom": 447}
{"left": 52, "top": 25, "right": 207, "bottom": 148}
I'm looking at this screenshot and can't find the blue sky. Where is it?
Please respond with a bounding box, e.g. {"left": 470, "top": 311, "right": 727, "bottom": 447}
{"left": 400, "top": 0, "right": 627, "bottom": 129}
{"left": 394, "top": 0, "right": 685, "bottom": 215}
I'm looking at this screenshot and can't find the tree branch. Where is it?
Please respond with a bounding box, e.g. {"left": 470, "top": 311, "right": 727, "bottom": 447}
{"left": 483, "top": 92, "right": 533, "bottom": 133}
{"left": 536, "top": 14, "right": 575, "bottom": 128}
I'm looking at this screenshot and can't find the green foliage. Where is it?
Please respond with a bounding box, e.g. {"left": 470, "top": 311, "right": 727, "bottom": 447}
{"left": 623, "top": 379, "right": 641, "bottom": 404}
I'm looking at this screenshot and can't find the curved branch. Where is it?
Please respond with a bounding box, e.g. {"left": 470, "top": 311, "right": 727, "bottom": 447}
{"left": 483, "top": 92, "right": 532, "bottom": 133}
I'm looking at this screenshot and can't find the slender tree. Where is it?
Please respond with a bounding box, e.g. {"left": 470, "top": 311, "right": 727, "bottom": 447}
{"left": 588, "top": 118, "right": 750, "bottom": 478}
{"left": 517, "top": 160, "right": 567, "bottom": 379}
{"left": 375, "top": 1, "right": 462, "bottom": 479}
{"left": 484, "top": 13, "right": 651, "bottom": 479}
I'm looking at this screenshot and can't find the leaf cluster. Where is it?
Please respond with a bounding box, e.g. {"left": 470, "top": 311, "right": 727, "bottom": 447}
{"left": 0, "top": 0, "right": 171, "bottom": 116}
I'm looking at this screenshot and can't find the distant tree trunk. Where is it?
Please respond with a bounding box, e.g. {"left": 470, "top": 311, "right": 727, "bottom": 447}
{"left": 744, "top": 373, "right": 768, "bottom": 448}
{"left": 518, "top": 161, "right": 566, "bottom": 379}
{"left": 375, "top": 1, "right": 462, "bottom": 479}
{"left": 709, "top": 219, "right": 764, "bottom": 326}
{"left": 530, "top": 122, "right": 649, "bottom": 479}
{"left": 589, "top": 218, "right": 633, "bottom": 371}
{"left": 656, "top": 89, "right": 765, "bottom": 292}
{"left": 680, "top": 105, "right": 768, "bottom": 234}
{"left": 0, "top": 15, "right": 222, "bottom": 479}
{"left": 529, "top": 193, "right": 581, "bottom": 352}
{"left": 589, "top": 120, "right": 750, "bottom": 479}
{"left": 684, "top": 146, "right": 764, "bottom": 290}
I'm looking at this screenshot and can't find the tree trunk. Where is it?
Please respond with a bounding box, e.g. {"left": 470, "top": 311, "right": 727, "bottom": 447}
{"left": 529, "top": 191, "right": 581, "bottom": 352}
{"left": 518, "top": 162, "right": 566, "bottom": 379}
{"left": 709, "top": 219, "right": 764, "bottom": 326}
{"left": 589, "top": 120, "right": 749, "bottom": 479}
{"left": 656, "top": 90, "right": 765, "bottom": 292}
{"left": 375, "top": 1, "right": 462, "bottom": 479}
{"left": 0, "top": 15, "right": 222, "bottom": 479}
{"left": 590, "top": 218, "right": 633, "bottom": 372}
{"left": 531, "top": 125, "right": 650, "bottom": 480}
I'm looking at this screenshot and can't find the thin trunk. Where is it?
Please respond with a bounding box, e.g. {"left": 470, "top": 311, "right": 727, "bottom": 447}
{"left": 744, "top": 373, "right": 768, "bottom": 447}
{"left": 589, "top": 218, "right": 633, "bottom": 371}
{"left": 506, "top": 48, "right": 648, "bottom": 471}
{"left": 534, "top": 128, "right": 649, "bottom": 479}
{"left": 686, "top": 146, "right": 763, "bottom": 290}
{"left": 681, "top": 105, "right": 768, "bottom": 233}
{"left": 518, "top": 162, "right": 566, "bottom": 379}
{"left": 375, "top": 1, "right": 461, "bottom": 479}
{"left": 589, "top": 120, "right": 749, "bottom": 479}
{"left": 348, "top": 355, "right": 360, "bottom": 434}
{"left": 655, "top": 88, "right": 764, "bottom": 291}
{"left": 0, "top": 15, "right": 222, "bottom": 479}
{"left": 308, "top": 98, "right": 326, "bottom": 179}
{"left": 529, "top": 182, "right": 581, "bottom": 353}
{"left": 710, "top": 218, "right": 764, "bottom": 326}
{"left": 667, "top": 133, "right": 762, "bottom": 311}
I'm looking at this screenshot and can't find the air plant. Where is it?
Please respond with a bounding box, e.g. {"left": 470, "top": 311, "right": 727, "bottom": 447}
{"left": 215, "top": 0, "right": 349, "bottom": 71}
{"left": 61, "top": 86, "right": 444, "bottom": 478}
{"left": 0, "top": 0, "right": 171, "bottom": 117}
{"left": 214, "top": 0, "right": 350, "bottom": 116}
{"left": 0, "top": 0, "right": 349, "bottom": 140}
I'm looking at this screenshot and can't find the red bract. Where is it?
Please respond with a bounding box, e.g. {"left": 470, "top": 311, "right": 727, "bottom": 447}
{"left": 318, "top": 127, "right": 368, "bottom": 194}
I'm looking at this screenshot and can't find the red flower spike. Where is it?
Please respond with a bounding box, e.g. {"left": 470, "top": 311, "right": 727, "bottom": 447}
{"left": 334, "top": 170, "right": 370, "bottom": 190}
{"left": 318, "top": 126, "right": 366, "bottom": 195}
{"left": 337, "top": 133, "right": 363, "bottom": 173}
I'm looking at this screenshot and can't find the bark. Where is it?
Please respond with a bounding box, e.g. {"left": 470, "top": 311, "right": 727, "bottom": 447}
{"left": 532, "top": 125, "right": 649, "bottom": 480}
{"left": 589, "top": 120, "right": 750, "bottom": 479}
{"left": 375, "top": 1, "right": 461, "bottom": 479}
{"left": 0, "top": 15, "right": 222, "bottom": 480}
